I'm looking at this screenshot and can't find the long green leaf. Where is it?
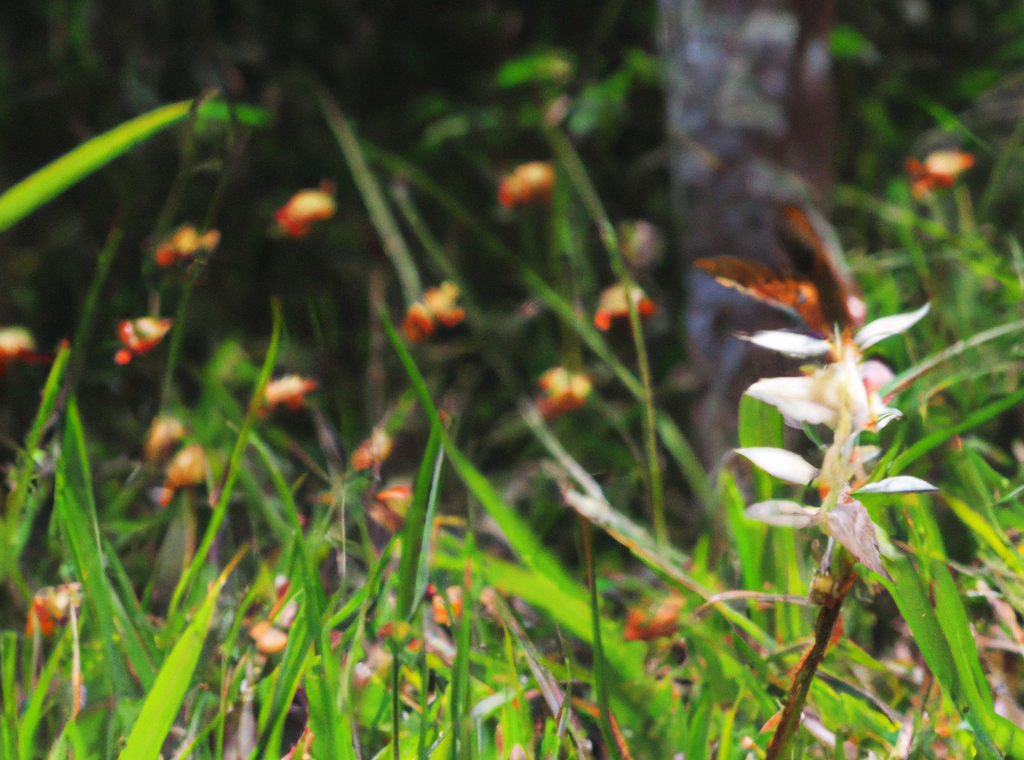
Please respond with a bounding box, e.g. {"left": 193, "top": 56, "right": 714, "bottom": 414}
{"left": 56, "top": 397, "right": 138, "bottom": 695}
{"left": 891, "top": 386, "right": 1024, "bottom": 473}
{"left": 0, "top": 99, "right": 267, "bottom": 233}
{"left": 117, "top": 550, "right": 244, "bottom": 760}
{"left": 397, "top": 423, "right": 443, "bottom": 621}
{"left": 167, "top": 297, "right": 282, "bottom": 619}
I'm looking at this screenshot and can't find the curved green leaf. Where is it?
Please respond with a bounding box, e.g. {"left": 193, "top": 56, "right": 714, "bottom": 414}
{"left": 0, "top": 99, "right": 268, "bottom": 233}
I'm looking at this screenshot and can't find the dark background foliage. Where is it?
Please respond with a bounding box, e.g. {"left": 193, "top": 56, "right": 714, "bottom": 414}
{"left": 1, "top": 0, "right": 1023, "bottom": 490}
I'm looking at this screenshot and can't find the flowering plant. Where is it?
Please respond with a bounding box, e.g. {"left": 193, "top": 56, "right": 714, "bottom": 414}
{"left": 735, "top": 304, "right": 933, "bottom": 579}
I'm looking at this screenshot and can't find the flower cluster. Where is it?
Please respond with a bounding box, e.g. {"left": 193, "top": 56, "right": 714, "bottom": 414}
{"left": 401, "top": 281, "right": 466, "bottom": 342}
{"left": 737, "top": 304, "right": 934, "bottom": 578}
{"left": 593, "top": 283, "right": 657, "bottom": 331}
{"left": 534, "top": 366, "right": 592, "bottom": 419}
{"left": 154, "top": 225, "right": 221, "bottom": 267}
{"left": 275, "top": 181, "right": 337, "bottom": 237}
{"left": 497, "top": 161, "right": 554, "bottom": 208}
{"left": 262, "top": 374, "right": 318, "bottom": 414}
{"left": 905, "top": 149, "right": 974, "bottom": 200}
{"left": 115, "top": 317, "right": 172, "bottom": 365}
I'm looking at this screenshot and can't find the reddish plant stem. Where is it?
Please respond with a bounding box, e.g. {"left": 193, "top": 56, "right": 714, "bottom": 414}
{"left": 765, "top": 572, "right": 857, "bottom": 760}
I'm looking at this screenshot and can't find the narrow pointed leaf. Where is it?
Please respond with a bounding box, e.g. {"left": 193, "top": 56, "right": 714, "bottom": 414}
{"left": 741, "top": 331, "right": 831, "bottom": 357}
{"left": 854, "top": 303, "right": 930, "bottom": 350}
{"left": 855, "top": 476, "right": 939, "bottom": 494}
{"left": 117, "top": 550, "right": 245, "bottom": 760}
{"left": 745, "top": 500, "right": 820, "bottom": 528}
{"left": 735, "top": 447, "right": 819, "bottom": 485}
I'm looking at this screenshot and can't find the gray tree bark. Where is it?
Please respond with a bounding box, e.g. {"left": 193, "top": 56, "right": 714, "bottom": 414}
{"left": 659, "top": 0, "right": 837, "bottom": 462}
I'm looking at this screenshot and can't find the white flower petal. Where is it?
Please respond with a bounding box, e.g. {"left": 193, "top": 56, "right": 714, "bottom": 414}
{"left": 855, "top": 476, "right": 938, "bottom": 494}
{"left": 735, "top": 447, "right": 819, "bottom": 485}
{"left": 745, "top": 500, "right": 821, "bottom": 528}
{"left": 854, "top": 304, "right": 930, "bottom": 350}
{"left": 745, "top": 376, "right": 838, "bottom": 428}
{"left": 741, "top": 331, "right": 831, "bottom": 358}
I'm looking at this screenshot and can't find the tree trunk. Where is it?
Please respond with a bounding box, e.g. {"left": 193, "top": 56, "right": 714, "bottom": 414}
{"left": 659, "top": 0, "right": 837, "bottom": 462}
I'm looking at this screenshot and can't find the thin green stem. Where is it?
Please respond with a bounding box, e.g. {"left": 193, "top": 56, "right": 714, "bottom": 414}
{"left": 546, "top": 127, "right": 665, "bottom": 545}
{"left": 66, "top": 222, "right": 123, "bottom": 392}
{"left": 166, "top": 298, "right": 282, "bottom": 619}
{"left": 320, "top": 91, "right": 422, "bottom": 306}
{"left": 159, "top": 274, "right": 197, "bottom": 410}
{"left": 582, "top": 518, "right": 617, "bottom": 759}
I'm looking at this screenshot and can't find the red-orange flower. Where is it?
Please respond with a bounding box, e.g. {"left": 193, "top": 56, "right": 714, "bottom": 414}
{"left": 906, "top": 149, "right": 974, "bottom": 200}
{"left": 369, "top": 484, "right": 413, "bottom": 531}
{"left": 275, "top": 180, "right": 336, "bottom": 237}
{"left": 593, "top": 284, "right": 657, "bottom": 331}
{"left": 263, "top": 375, "right": 318, "bottom": 413}
{"left": 623, "top": 597, "right": 683, "bottom": 641}
{"left": 115, "top": 317, "right": 172, "bottom": 365}
{"left": 0, "top": 327, "right": 49, "bottom": 376}
{"left": 351, "top": 429, "right": 394, "bottom": 471}
{"left": 155, "top": 226, "right": 220, "bottom": 267}
{"left": 25, "top": 583, "right": 81, "bottom": 636}
{"left": 401, "top": 302, "right": 435, "bottom": 342}
{"left": 402, "top": 281, "right": 465, "bottom": 342}
{"left": 498, "top": 161, "right": 554, "bottom": 208}
{"left": 157, "top": 444, "right": 207, "bottom": 506}
{"left": 535, "top": 366, "right": 592, "bottom": 419}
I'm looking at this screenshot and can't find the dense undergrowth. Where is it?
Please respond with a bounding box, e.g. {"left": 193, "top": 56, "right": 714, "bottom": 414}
{"left": 3, "top": 10, "right": 1024, "bottom": 760}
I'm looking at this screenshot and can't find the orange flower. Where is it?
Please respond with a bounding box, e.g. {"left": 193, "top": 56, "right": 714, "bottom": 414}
{"left": 423, "top": 282, "right": 466, "bottom": 327}
{"left": 401, "top": 302, "right": 435, "bottom": 342}
{"left": 906, "top": 149, "right": 974, "bottom": 200}
{"left": 155, "top": 225, "right": 221, "bottom": 267}
{"left": 535, "top": 366, "right": 592, "bottom": 419}
{"left": 402, "top": 281, "right": 465, "bottom": 342}
{"left": 593, "top": 284, "right": 657, "bottom": 331}
{"left": 369, "top": 484, "right": 412, "bottom": 532}
{"left": 144, "top": 416, "right": 186, "bottom": 461}
{"left": 351, "top": 429, "right": 394, "bottom": 471}
{"left": 623, "top": 597, "right": 683, "bottom": 641}
{"left": 0, "top": 327, "right": 49, "bottom": 377}
{"left": 158, "top": 444, "right": 207, "bottom": 506}
{"left": 25, "top": 583, "right": 81, "bottom": 636}
{"left": 498, "top": 161, "right": 555, "bottom": 208}
{"left": 263, "top": 375, "right": 318, "bottom": 413}
{"left": 115, "top": 317, "right": 172, "bottom": 365}
{"left": 275, "top": 180, "right": 336, "bottom": 237}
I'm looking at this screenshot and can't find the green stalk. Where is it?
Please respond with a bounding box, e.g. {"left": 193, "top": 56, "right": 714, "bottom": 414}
{"left": 546, "top": 127, "right": 665, "bottom": 545}
{"left": 166, "top": 298, "right": 282, "bottom": 619}
{"left": 320, "top": 92, "right": 422, "bottom": 306}
{"left": 581, "top": 518, "right": 617, "bottom": 758}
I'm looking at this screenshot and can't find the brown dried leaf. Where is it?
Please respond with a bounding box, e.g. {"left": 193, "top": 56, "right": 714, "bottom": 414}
{"left": 825, "top": 494, "right": 889, "bottom": 579}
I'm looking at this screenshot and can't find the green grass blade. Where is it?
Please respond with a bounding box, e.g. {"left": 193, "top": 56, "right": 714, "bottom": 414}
{"left": 1, "top": 632, "right": 16, "bottom": 760}
{"left": 891, "top": 385, "right": 1024, "bottom": 473}
{"left": 167, "top": 297, "right": 282, "bottom": 619}
{"left": 116, "top": 549, "right": 245, "bottom": 760}
{"left": 0, "top": 99, "right": 267, "bottom": 233}
{"left": 18, "top": 631, "right": 70, "bottom": 760}
{"left": 397, "top": 423, "right": 443, "bottom": 621}
{"left": 3, "top": 342, "right": 71, "bottom": 584}
{"left": 55, "top": 396, "right": 138, "bottom": 695}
